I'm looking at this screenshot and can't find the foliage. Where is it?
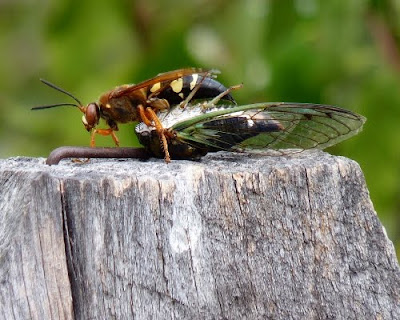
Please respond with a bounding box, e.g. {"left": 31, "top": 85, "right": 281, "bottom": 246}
{"left": 0, "top": 0, "right": 399, "bottom": 257}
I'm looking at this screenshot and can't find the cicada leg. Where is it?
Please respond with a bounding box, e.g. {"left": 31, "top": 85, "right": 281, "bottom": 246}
{"left": 138, "top": 104, "right": 171, "bottom": 163}
{"left": 90, "top": 128, "right": 120, "bottom": 147}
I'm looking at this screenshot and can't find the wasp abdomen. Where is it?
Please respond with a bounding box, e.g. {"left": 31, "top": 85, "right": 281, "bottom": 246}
{"left": 149, "top": 74, "right": 235, "bottom": 105}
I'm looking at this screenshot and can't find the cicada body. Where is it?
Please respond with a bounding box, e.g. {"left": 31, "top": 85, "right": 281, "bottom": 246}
{"left": 135, "top": 102, "right": 366, "bottom": 160}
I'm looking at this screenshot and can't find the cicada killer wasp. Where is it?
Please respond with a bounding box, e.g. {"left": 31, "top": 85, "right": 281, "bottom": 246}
{"left": 135, "top": 98, "right": 366, "bottom": 160}
{"left": 32, "top": 68, "right": 236, "bottom": 162}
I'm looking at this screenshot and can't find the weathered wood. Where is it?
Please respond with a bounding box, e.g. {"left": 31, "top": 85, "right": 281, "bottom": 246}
{"left": 0, "top": 151, "right": 399, "bottom": 319}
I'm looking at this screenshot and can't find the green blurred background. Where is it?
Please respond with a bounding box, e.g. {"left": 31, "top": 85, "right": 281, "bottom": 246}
{"left": 0, "top": 0, "right": 399, "bottom": 257}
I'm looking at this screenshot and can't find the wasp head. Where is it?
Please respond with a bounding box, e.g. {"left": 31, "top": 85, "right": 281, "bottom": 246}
{"left": 81, "top": 103, "right": 100, "bottom": 131}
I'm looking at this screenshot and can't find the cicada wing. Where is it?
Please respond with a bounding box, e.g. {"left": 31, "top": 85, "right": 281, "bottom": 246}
{"left": 246, "top": 104, "right": 366, "bottom": 150}
{"left": 172, "top": 103, "right": 366, "bottom": 152}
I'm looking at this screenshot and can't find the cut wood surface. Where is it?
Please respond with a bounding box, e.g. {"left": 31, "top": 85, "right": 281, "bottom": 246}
{"left": 0, "top": 150, "right": 399, "bottom": 320}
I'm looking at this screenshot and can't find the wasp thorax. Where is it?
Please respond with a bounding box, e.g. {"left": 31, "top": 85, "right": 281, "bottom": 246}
{"left": 82, "top": 102, "right": 100, "bottom": 131}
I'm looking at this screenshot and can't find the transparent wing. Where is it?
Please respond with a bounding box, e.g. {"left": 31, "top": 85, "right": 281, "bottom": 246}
{"left": 172, "top": 103, "right": 366, "bottom": 152}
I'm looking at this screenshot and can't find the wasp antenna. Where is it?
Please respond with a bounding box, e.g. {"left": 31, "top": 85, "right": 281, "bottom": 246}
{"left": 40, "top": 79, "right": 83, "bottom": 106}
{"left": 31, "top": 103, "right": 79, "bottom": 110}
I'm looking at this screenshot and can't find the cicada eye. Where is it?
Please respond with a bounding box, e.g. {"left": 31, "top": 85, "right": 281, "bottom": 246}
{"left": 82, "top": 103, "right": 99, "bottom": 131}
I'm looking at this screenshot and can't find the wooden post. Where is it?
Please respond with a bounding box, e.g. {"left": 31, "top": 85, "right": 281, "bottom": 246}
{"left": 0, "top": 151, "right": 399, "bottom": 319}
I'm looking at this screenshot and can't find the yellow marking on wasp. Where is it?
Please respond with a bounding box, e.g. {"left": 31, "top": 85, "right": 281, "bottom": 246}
{"left": 190, "top": 74, "right": 199, "bottom": 90}
{"left": 150, "top": 82, "right": 161, "bottom": 93}
{"left": 179, "top": 93, "right": 184, "bottom": 99}
{"left": 82, "top": 115, "right": 88, "bottom": 125}
{"left": 170, "top": 78, "right": 183, "bottom": 93}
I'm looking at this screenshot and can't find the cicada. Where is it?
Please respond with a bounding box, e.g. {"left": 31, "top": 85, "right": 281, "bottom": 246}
{"left": 135, "top": 101, "right": 366, "bottom": 160}
{"left": 32, "top": 68, "right": 235, "bottom": 162}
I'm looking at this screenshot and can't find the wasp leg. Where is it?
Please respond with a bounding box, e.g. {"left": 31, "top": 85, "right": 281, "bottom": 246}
{"left": 147, "top": 98, "right": 170, "bottom": 112}
{"left": 138, "top": 104, "right": 153, "bottom": 126}
{"left": 90, "top": 128, "right": 120, "bottom": 147}
{"left": 179, "top": 70, "right": 212, "bottom": 109}
{"left": 72, "top": 158, "right": 91, "bottom": 164}
{"left": 201, "top": 84, "right": 243, "bottom": 111}
{"left": 138, "top": 105, "right": 171, "bottom": 163}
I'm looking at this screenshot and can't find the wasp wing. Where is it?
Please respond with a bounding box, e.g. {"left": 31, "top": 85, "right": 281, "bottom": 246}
{"left": 110, "top": 68, "right": 214, "bottom": 99}
{"left": 172, "top": 103, "right": 366, "bottom": 152}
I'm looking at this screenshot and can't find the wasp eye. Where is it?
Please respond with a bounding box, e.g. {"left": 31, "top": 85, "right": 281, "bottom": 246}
{"left": 83, "top": 103, "right": 99, "bottom": 130}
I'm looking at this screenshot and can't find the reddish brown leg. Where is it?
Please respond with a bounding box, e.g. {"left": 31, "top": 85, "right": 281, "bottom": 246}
{"left": 138, "top": 105, "right": 153, "bottom": 126}
{"left": 139, "top": 105, "right": 171, "bottom": 163}
{"left": 179, "top": 70, "right": 211, "bottom": 109}
{"left": 90, "top": 128, "right": 120, "bottom": 147}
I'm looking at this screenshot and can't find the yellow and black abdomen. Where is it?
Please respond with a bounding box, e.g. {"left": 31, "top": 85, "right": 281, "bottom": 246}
{"left": 149, "top": 74, "right": 235, "bottom": 105}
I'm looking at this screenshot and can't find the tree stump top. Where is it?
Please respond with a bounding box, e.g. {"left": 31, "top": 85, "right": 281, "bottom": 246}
{"left": 0, "top": 149, "right": 363, "bottom": 177}
{"left": 0, "top": 151, "right": 399, "bottom": 320}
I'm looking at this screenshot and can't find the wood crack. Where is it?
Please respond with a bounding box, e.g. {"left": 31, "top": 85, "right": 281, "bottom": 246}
{"left": 59, "top": 179, "right": 78, "bottom": 318}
